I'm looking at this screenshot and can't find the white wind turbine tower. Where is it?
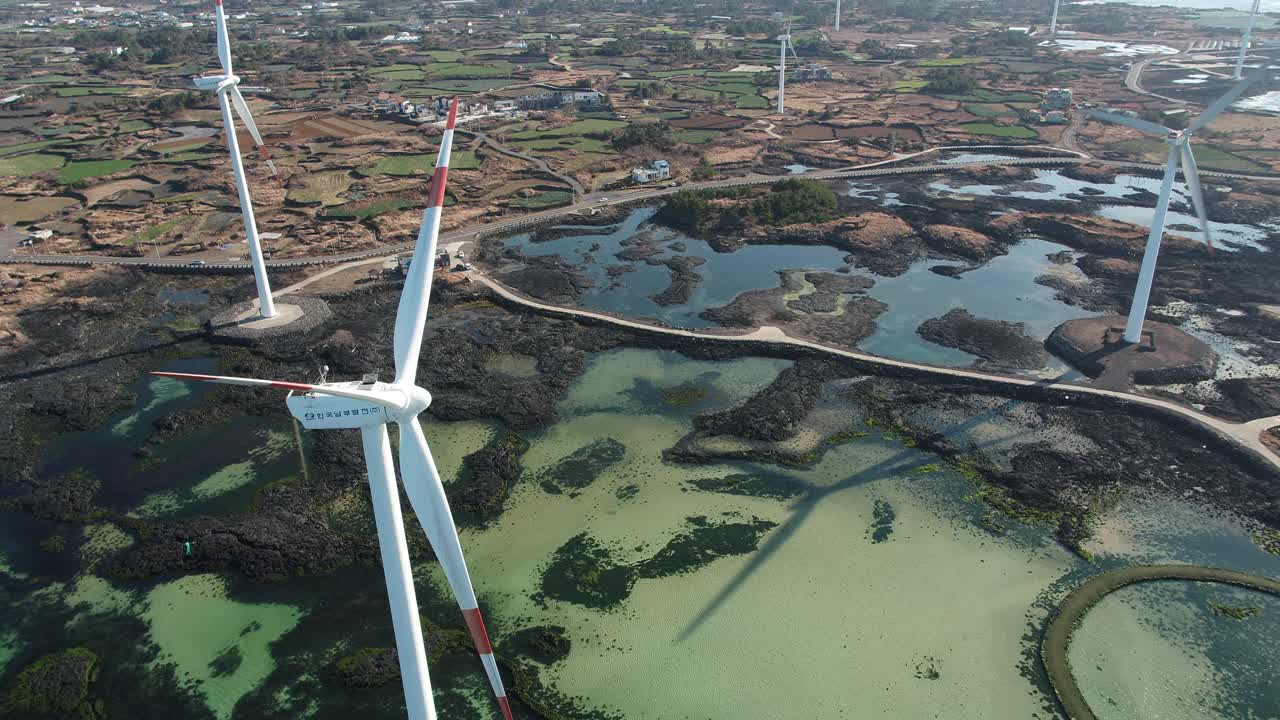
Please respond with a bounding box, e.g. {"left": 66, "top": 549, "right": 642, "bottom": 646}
{"left": 153, "top": 99, "right": 514, "bottom": 720}
{"left": 834, "top": 0, "right": 841, "bottom": 33}
{"left": 1234, "top": 0, "right": 1262, "bottom": 81}
{"left": 195, "top": 0, "right": 280, "bottom": 319}
{"left": 1049, "top": 0, "right": 1061, "bottom": 36}
{"left": 1085, "top": 75, "right": 1256, "bottom": 344}
{"left": 776, "top": 20, "right": 799, "bottom": 114}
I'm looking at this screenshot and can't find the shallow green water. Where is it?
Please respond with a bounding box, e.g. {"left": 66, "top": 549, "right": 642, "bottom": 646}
{"left": 6, "top": 348, "right": 1280, "bottom": 719}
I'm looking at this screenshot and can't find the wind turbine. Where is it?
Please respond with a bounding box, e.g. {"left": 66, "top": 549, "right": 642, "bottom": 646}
{"left": 1084, "top": 75, "right": 1255, "bottom": 344}
{"left": 195, "top": 0, "right": 279, "bottom": 319}
{"left": 834, "top": 0, "right": 841, "bottom": 33}
{"left": 776, "top": 20, "right": 799, "bottom": 115}
{"left": 1234, "top": 0, "right": 1261, "bottom": 81}
{"left": 151, "top": 99, "right": 514, "bottom": 720}
{"left": 1049, "top": 0, "right": 1061, "bottom": 36}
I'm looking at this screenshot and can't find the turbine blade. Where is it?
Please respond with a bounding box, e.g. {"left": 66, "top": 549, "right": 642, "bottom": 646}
{"left": 396, "top": 415, "right": 512, "bottom": 720}
{"left": 229, "top": 85, "right": 280, "bottom": 178}
{"left": 150, "top": 371, "right": 404, "bottom": 407}
{"left": 1188, "top": 73, "right": 1257, "bottom": 134}
{"left": 1179, "top": 144, "right": 1215, "bottom": 254}
{"left": 392, "top": 97, "right": 458, "bottom": 386}
{"left": 1084, "top": 109, "right": 1170, "bottom": 137}
{"left": 360, "top": 424, "right": 436, "bottom": 720}
{"left": 213, "top": 0, "right": 232, "bottom": 76}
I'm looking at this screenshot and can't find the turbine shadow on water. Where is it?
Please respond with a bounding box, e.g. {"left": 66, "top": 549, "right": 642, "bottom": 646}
{"left": 676, "top": 389, "right": 1048, "bottom": 642}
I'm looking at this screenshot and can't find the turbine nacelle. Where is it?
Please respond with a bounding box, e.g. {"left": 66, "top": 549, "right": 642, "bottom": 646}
{"left": 285, "top": 380, "right": 432, "bottom": 429}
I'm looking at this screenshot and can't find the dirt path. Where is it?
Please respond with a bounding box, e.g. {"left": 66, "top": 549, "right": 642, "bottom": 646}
{"left": 1041, "top": 564, "right": 1280, "bottom": 720}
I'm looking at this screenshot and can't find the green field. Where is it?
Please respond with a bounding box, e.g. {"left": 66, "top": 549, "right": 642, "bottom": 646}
{"left": 0, "top": 139, "right": 66, "bottom": 157}
{"left": 507, "top": 190, "right": 573, "bottom": 209}
{"left": 357, "top": 154, "right": 437, "bottom": 176}
{"left": 963, "top": 103, "right": 1015, "bottom": 118}
{"left": 0, "top": 153, "right": 65, "bottom": 177}
{"left": 451, "top": 150, "right": 481, "bottom": 170}
{"left": 674, "top": 129, "right": 720, "bottom": 144}
{"left": 323, "top": 197, "right": 419, "bottom": 219}
{"left": 374, "top": 69, "right": 425, "bottom": 80}
{"left": 956, "top": 123, "right": 1038, "bottom": 139}
{"left": 119, "top": 120, "right": 153, "bottom": 133}
{"left": 917, "top": 57, "right": 984, "bottom": 67}
{"left": 29, "top": 75, "right": 79, "bottom": 84}
{"left": 511, "top": 136, "right": 614, "bottom": 154}
{"left": 154, "top": 152, "right": 219, "bottom": 163}
{"left": 509, "top": 119, "right": 625, "bottom": 139}
{"left": 55, "top": 86, "right": 131, "bottom": 97}
{"left": 153, "top": 138, "right": 213, "bottom": 154}
{"left": 734, "top": 93, "right": 769, "bottom": 109}
{"left": 941, "top": 89, "right": 1040, "bottom": 103}
{"left": 1113, "top": 138, "right": 1267, "bottom": 173}
{"left": 36, "top": 124, "right": 87, "bottom": 136}
{"left": 411, "top": 79, "right": 515, "bottom": 93}
{"left": 428, "top": 63, "right": 513, "bottom": 79}
{"left": 464, "top": 48, "right": 522, "bottom": 57}
{"left": 425, "top": 50, "right": 465, "bottom": 62}
{"left": 126, "top": 216, "right": 188, "bottom": 246}
{"left": 58, "top": 158, "right": 134, "bottom": 183}
{"left": 893, "top": 79, "right": 928, "bottom": 92}
{"left": 652, "top": 68, "right": 709, "bottom": 78}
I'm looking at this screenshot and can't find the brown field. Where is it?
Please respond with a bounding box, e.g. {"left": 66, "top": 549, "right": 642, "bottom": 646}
{"left": 791, "top": 124, "right": 836, "bottom": 141}
{"left": 670, "top": 113, "right": 747, "bottom": 130}
{"left": 836, "top": 125, "right": 924, "bottom": 142}
{"left": 0, "top": 195, "right": 78, "bottom": 223}
{"left": 288, "top": 114, "right": 392, "bottom": 140}
{"left": 80, "top": 178, "right": 158, "bottom": 206}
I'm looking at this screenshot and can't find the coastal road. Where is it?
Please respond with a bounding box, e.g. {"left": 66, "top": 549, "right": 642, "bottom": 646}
{"left": 5, "top": 149, "right": 1278, "bottom": 467}
{"left": 466, "top": 273, "right": 1280, "bottom": 470}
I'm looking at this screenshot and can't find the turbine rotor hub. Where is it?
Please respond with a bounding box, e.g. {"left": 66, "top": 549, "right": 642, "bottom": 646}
{"left": 393, "top": 384, "right": 433, "bottom": 418}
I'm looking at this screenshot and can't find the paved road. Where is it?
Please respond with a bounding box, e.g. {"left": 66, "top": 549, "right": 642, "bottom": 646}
{"left": 1124, "top": 46, "right": 1192, "bottom": 105}
{"left": 469, "top": 273, "right": 1280, "bottom": 469}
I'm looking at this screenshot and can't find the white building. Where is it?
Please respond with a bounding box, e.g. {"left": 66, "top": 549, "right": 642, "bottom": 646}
{"left": 632, "top": 160, "right": 670, "bottom": 183}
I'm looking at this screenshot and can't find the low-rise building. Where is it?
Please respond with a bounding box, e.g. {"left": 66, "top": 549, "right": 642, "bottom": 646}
{"left": 632, "top": 160, "right": 670, "bottom": 183}
{"left": 1042, "top": 87, "right": 1073, "bottom": 111}
{"left": 792, "top": 64, "right": 832, "bottom": 82}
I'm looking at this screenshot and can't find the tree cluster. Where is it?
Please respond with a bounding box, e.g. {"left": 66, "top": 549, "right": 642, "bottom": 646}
{"left": 656, "top": 179, "right": 837, "bottom": 234}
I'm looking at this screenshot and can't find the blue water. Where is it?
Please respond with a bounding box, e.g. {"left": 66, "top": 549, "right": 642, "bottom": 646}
{"left": 501, "top": 208, "right": 1098, "bottom": 370}
{"left": 859, "top": 238, "right": 1094, "bottom": 366}
{"left": 503, "top": 208, "right": 850, "bottom": 328}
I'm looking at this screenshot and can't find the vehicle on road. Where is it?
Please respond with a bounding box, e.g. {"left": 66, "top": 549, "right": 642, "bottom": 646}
{"left": 190, "top": 260, "right": 207, "bottom": 266}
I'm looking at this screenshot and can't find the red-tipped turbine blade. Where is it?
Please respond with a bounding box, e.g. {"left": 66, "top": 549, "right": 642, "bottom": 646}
{"left": 150, "top": 371, "right": 312, "bottom": 392}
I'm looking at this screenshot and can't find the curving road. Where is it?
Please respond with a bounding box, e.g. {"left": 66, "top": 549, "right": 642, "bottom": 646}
{"left": 1042, "top": 564, "right": 1280, "bottom": 720}
{"left": 7, "top": 149, "right": 1275, "bottom": 272}
{"left": 466, "top": 273, "right": 1280, "bottom": 470}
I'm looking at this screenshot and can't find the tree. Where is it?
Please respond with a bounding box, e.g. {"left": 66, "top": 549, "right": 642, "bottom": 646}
{"left": 611, "top": 122, "right": 673, "bottom": 150}
{"left": 691, "top": 157, "right": 717, "bottom": 181}
{"left": 924, "top": 68, "right": 976, "bottom": 94}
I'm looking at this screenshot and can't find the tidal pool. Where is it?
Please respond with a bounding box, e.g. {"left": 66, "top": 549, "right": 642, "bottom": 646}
{"left": 429, "top": 348, "right": 1083, "bottom": 719}
{"left": 6, "top": 346, "right": 1280, "bottom": 718}
{"left": 500, "top": 205, "right": 1102, "bottom": 372}
{"left": 857, "top": 238, "right": 1094, "bottom": 368}
{"left": 500, "top": 207, "right": 849, "bottom": 328}
{"left": 1068, "top": 581, "right": 1280, "bottom": 720}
